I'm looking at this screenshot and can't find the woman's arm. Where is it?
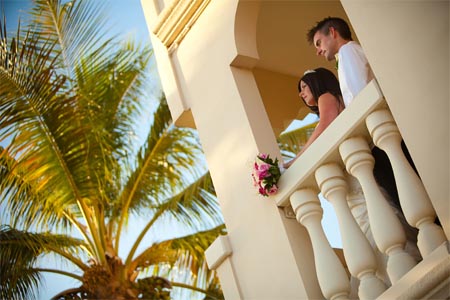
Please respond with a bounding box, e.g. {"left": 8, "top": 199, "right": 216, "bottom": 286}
{"left": 283, "top": 93, "right": 341, "bottom": 169}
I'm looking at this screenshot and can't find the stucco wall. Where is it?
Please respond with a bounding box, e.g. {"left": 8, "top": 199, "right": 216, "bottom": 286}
{"left": 142, "top": 0, "right": 324, "bottom": 298}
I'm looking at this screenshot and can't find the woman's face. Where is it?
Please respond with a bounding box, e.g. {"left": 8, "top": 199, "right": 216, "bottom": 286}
{"left": 299, "top": 81, "right": 315, "bottom": 106}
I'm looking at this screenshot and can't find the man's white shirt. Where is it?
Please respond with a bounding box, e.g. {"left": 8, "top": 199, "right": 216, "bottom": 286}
{"left": 337, "top": 41, "right": 374, "bottom": 107}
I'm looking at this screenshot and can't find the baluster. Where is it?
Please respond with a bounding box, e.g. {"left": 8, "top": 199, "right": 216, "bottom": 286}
{"left": 315, "top": 163, "right": 387, "bottom": 300}
{"left": 345, "top": 173, "right": 391, "bottom": 286}
{"left": 339, "top": 137, "right": 416, "bottom": 283}
{"left": 366, "top": 109, "right": 446, "bottom": 256}
{"left": 290, "top": 188, "right": 350, "bottom": 300}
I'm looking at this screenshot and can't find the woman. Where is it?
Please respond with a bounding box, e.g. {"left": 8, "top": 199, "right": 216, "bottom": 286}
{"left": 283, "top": 67, "right": 344, "bottom": 169}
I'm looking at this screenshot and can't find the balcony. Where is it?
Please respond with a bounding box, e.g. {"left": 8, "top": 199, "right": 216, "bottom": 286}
{"left": 271, "top": 80, "right": 449, "bottom": 299}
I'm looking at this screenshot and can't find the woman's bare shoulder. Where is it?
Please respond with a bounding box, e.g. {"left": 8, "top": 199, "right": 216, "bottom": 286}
{"left": 318, "top": 92, "right": 339, "bottom": 104}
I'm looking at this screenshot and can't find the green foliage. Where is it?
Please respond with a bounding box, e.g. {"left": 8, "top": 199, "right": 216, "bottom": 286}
{"left": 277, "top": 122, "right": 317, "bottom": 159}
{"left": 136, "top": 276, "right": 171, "bottom": 300}
{"left": 0, "top": 1, "right": 224, "bottom": 299}
{"left": 0, "top": 225, "right": 42, "bottom": 300}
{"left": 0, "top": 225, "right": 85, "bottom": 300}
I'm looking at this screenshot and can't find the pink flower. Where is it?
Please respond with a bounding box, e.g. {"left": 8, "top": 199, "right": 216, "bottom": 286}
{"left": 258, "top": 153, "right": 268, "bottom": 160}
{"left": 259, "top": 185, "right": 268, "bottom": 196}
{"left": 268, "top": 185, "right": 278, "bottom": 195}
{"left": 259, "top": 163, "right": 270, "bottom": 172}
{"left": 251, "top": 153, "right": 281, "bottom": 197}
{"left": 255, "top": 163, "right": 270, "bottom": 179}
{"left": 257, "top": 170, "right": 268, "bottom": 180}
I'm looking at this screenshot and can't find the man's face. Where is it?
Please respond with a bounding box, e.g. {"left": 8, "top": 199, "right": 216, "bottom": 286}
{"left": 313, "top": 28, "right": 338, "bottom": 61}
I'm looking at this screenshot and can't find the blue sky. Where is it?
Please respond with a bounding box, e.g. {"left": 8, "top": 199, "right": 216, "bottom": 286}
{"left": 4, "top": 0, "right": 150, "bottom": 41}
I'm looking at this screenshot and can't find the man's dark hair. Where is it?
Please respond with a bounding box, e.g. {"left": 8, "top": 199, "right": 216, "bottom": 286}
{"left": 306, "top": 17, "right": 353, "bottom": 44}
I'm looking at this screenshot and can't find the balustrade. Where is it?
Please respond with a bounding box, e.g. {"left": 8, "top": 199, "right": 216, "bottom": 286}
{"left": 365, "top": 109, "right": 447, "bottom": 257}
{"left": 276, "top": 81, "right": 447, "bottom": 298}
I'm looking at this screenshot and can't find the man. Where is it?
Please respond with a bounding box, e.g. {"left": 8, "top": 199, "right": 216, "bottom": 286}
{"left": 306, "top": 17, "right": 400, "bottom": 200}
{"left": 307, "top": 17, "right": 374, "bottom": 107}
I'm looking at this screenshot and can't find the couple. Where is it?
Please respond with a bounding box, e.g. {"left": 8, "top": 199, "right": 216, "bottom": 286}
{"left": 284, "top": 17, "right": 373, "bottom": 169}
{"left": 285, "top": 17, "right": 421, "bottom": 264}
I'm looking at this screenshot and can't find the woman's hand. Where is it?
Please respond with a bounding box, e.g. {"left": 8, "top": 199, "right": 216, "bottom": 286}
{"left": 283, "top": 160, "right": 293, "bottom": 170}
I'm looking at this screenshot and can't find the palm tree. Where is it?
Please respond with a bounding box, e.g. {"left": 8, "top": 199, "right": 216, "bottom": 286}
{"left": 0, "top": 1, "right": 224, "bottom": 299}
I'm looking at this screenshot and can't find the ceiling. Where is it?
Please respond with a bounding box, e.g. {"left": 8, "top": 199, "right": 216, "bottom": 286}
{"left": 255, "top": 1, "right": 353, "bottom": 78}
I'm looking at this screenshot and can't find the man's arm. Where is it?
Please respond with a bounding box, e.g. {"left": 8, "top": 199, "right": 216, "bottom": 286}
{"left": 339, "top": 43, "right": 374, "bottom": 103}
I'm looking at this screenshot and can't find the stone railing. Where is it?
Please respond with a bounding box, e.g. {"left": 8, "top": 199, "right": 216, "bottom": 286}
{"left": 272, "top": 80, "right": 448, "bottom": 300}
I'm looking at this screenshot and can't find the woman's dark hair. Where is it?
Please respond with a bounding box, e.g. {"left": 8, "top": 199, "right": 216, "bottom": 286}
{"left": 298, "top": 67, "right": 342, "bottom": 116}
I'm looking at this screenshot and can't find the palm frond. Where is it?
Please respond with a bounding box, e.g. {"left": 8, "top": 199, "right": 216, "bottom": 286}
{"left": 27, "top": 0, "right": 113, "bottom": 77}
{"left": 160, "top": 172, "right": 223, "bottom": 230}
{"left": 0, "top": 147, "right": 69, "bottom": 229}
{"left": 168, "top": 226, "right": 225, "bottom": 289}
{"left": 200, "top": 274, "right": 224, "bottom": 300}
{"left": 123, "top": 171, "right": 223, "bottom": 268}
{"left": 0, "top": 17, "right": 84, "bottom": 228}
{"left": 132, "top": 101, "right": 206, "bottom": 208}
{"left": 170, "top": 280, "right": 223, "bottom": 300}
{"left": 131, "top": 225, "right": 225, "bottom": 281}
{"left": 0, "top": 266, "right": 41, "bottom": 300}
{"left": 114, "top": 99, "right": 206, "bottom": 247}
{"left": 71, "top": 41, "right": 154, "bottom": 206}
{"left": 50, "top": 287, "right": 85, "bottom": 300}
{"left": 277, "top": 122, "right": 317, "bottom": 159}
{"left": 148, "top": 226, "right": 225, "bottom": 300}
{"left": 0, "top": 225, "right": 87, "bottom": 300}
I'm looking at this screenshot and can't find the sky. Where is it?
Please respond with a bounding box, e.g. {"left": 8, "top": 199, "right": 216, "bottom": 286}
{"left": 2, "top": 1, "right": 342, "bottom": 299}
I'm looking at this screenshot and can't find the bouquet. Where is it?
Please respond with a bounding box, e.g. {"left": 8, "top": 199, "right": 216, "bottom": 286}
{"left": 252, "top": 154, "right": 282, "bottom": 197}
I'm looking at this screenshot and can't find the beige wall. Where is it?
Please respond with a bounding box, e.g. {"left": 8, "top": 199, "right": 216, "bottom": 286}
{"left": 142, "top": 0, "right": 325, "bottom": 298}
{"left": 341, "top": 0, "right": 450, "bottom": 238}
{"left": 252, "top": 68, "right": 308, "bottom": 136}
{"left": 179, "top": 2, "right": 321, "bottom": 297}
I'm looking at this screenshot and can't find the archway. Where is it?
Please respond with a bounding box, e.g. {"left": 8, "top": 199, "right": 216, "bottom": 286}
{"left": 234, "top": 0, "right": 351, "bottom": 136}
